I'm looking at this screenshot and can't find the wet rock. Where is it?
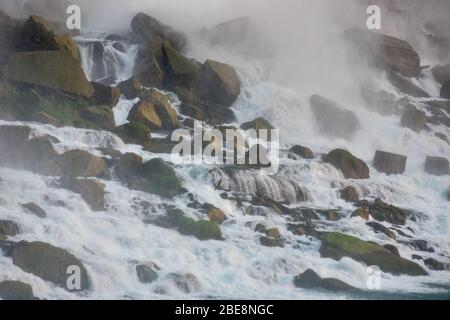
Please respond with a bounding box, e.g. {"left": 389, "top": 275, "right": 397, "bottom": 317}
{"left": 310, "top": 95, "right": 360, "bottom": 139}
{"left": 136, "top": 262, "right": 160, "bottom": 284}
{"left": 400, "top": 107, "right": 427, "bottom": 132}
{"left": 0, "top": 220, "right": 21, "bottom": 240}
{"left": 293, "top": 269, "right": 359, "bottom": 293}
{"left": 361, "top": 88, "right": 402, "bottom": 116}
{"left": 340, "top": 186, "right": 360, "bottom": 203}
{"left": 266, "top": 228, "right": 281, "bottom": 239}
{"left": 196, "top": 60, "right": 241, "bottom": 107}
{"left": 440, "top": 79, "right": 450, "bottom": 99}
{"left": 117, "top": 76, "right": 142, "bottom": 99}
{"left": 424, "top": 156, "right": 449, "bottom": 176}
{"left": 408, "top": 240, "right": 434, "bottom": 253}
{"left": 202, "top": 204, "right": 227, "bottom": 225}
{"left": 21, "top": 202, "right": 47, "bottom": 218}
{"left": 366, "top": 221, "right": 396, "bottom": 239}
{"left": 364, "top": 198, "right": 407, "bottom": 225}
{"left": 114, "top": 122, "right": 152, "bottom": 147}
{"left": 323, "top": 149, "right": 369, "bottom": 179}
{"left": 431, "top": 64, "right": 450, "bottom": 84}
{"left": 167, "top": 209, "right": 222, "bottom": 241}
{"left": 14, "top": 135, "right": 58, "bottom": 170}
{"left": 241, "top": 117, "right": 274, "bottom": 132}
{"left": 320, "top": 232, "right": 427, "bottom": 276}
{"left": 0, "top": 125, "right": 31, "bottom": 162}
{"left": 259, "top": 236, "right": 285, "bottom": 248}
{"left": 289, "top": 145, "right": 314, "bottom": 159}
{"left": 179, "top": 103, "right": 208, "bottom": 121}
{"left": 383, "top": 244, "right": 400, "bottom": 257}
{"left": 139, "top": 88, "right": 179, "bottom": 130}
{"left": 166, "top": 273, "right": 200, "bottom": 293}
{"left": 387, "top": 72, "right": 429, "bottom": 98}
{"left": 161, "top": 41, "right": 200, "bottom": 79}
{"left": 80, "top": 105, "right": 116, "bottom": 131}
{"left": 424, "top": 258, "right": 445, "bottom": 271}
{"left": 373, "top": 150, "right": 407, "bottom": 175}
{"left": 0, "top": 281, "right": 36, "bottom": 300}
{"left": 351, "top": 207, "right": 370, "bottom": 220}
{"left": 116, "top": 153, "right": 143, "bottom": 178}
{"left": 14, "top": 15, "right": 58, "bottom": 52}
{"left": 112, "top": 42, "right": 125, "bottom": 53}
{"left": 7, "top": 241, "right": 90, "bottom": 291}
{"left": 134, "top": 53, "right": 165, "bottom": 88}
{"left": 91, "top": 82, "right": 121, "bottom": 107}
{"left": 127, "top": 100, "right": 162, "bottom": 130}
{"left": 59, "top": 177, "right": 105, "bottom": 211}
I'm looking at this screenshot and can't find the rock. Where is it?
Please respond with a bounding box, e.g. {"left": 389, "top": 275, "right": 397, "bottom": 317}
{"left": 400, "top": 107, "right": 427, "bottom": 132}
{"left": 323, "top": 149, "right": 370, "bottom": 179}
{"left": 0, "top": 220, "right": 21, "bottom": 240}
{"left": 3, "top": 50, "right": 93, "bottom": 98}
{"left": 310, "top": 95, "right": 360, "bottom": 139}
{"left": 241, "top": 117, "right": 274, "bottom": 133}
{"left": 139, "top": 88, "right": 179, "bottom": 129}
{"left": 16, "top": 135, "right": 58, "bottom": 170}
{"left": 366, "top": 221, "right": 396, "bottom": 239}
{"left": 383, "top": 244, "right": 400, "bottom": 256}
{"left": 112, "top": 42, "right": 125, "bottom": 53}
{"left": 196, "top": 60, "right": 241, "bottom": 107}
{"left": 161, "top": 41, "right": 200, "bottom": 78}
{"left": 21, "top": 202, "right": 47, "bottom": 218}
{"left": 361, "top": 88, "right": 402, "bottom": 116}
{"left": 345, "top": 29, "right": 421, "bottom": 77}
{"left": 203, "top": 17, "right": 252, "bottom": 46}
{"left": 131, "top": 13, "right": 187, "bottom": 51}
{"left": 255, "top": 223, "right": 267, "bottom": 234}
{"left": 59, "top": 177, "right": 105, "bottom": 211}
{"left": 0, "top": 10, "right": 15, "bottom": 65}
{"left": 440, "top": 80, "right": 450, "bottom": 99}
{"left": 30, "top": 112, "right": 62, "bottom": 127}
{"left": 136, "top": 263, "right": 159, "bottom": 284}
{"left": 117, "top": 76, "right": 142, "bottom": 99}
{"left": 373, "top": 150, "right": 407, "bottom": 175}
{"left": 351, "top": 207, "right": 370, "bottom": 220}
{"left": 168, "top": 209, "right": 222, "bottom": 241}
{"left": 114, "top": 122, "right": 152, "bottom": 147}
{"left": 266, "top": 228, "right": 281, "bottom": 239}
{"left": 293, "top": 269, "right": 359, "bottom": 293}
{"left": 259, "top": 236, "right": 285, "bottom": 248}
{"left": 166, "top": 273, "right": 200, "bottom": 293}
{"left": 116, "top": 153, "right": 143, "bottom": 178}
{"left": 340, "top": 186, "right": 360, "bottom": 202}
{"left": 91, "top": 82, "right": 121, "bottom": 107}
{"left": 134, "top": 54, "right": 165, "bottom": 88}
{"left": 180, "top": 103, "right": 208, "bottom": 121}
{"left": 424, "top": 258, "right": 445, "bottom": 271}
{"left": 408, "top": 240, "right": 434, "bottom": 253}
{"left": 79, "top": 106, "right": 115, "bottom": 131}
{"left": 127, "top": 100, "right": 162, "bottom": 130}
{"left": 432, "top": 64, "right": 450, "bottom": 84}
{"left": 14, "top": 15, "right": 59, "bottom": 52}
{"left": 0, "top": 126, "right": 31, "bottom": 159}
{"left": 366, "top": 198, "right": 407, "bottom": 225}
{"left": 7, "top": 241, "right": 90, "bottom": 291}
{"left": 320, "top": 232, "right": 427, "bottom": 276}
{"left": 38, "top": 149, "right": 106, "bottom": 177}
{"left": 203, "top": 204, "right": 227, "bottom": 225}
{"left": 387, "top": 72, "right": 430, "bottom": 98}
{"left": 424, "top": 156, "right": 449, "bottom": 176}
{"left": 289, "top": 145, "right": 314, "bottom": 159}
{"left": 0, "top": 281, "right": 36, "bottom": 300}
{"left": 204, "top": 104, "right": 236, "bottom": 124}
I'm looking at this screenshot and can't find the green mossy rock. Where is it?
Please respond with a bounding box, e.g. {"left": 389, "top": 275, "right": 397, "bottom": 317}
{"left": 114, "top": 122, "right": 152, "bottom": 146}
{"left": 320, "top": 232, "right": 427, "bottom": 276}
{"left": 168, "top": 209, "right": 223, "bottom": 241}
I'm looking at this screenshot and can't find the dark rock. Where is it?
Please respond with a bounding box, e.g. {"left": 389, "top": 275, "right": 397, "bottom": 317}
{"left": 203, "top": 17, "right": 252, "bottom": 46}
{"left": 366, "top": 198, "right": 407, "bottom": 225}
{"left": 431, "top": 64, "right": 450, "bottom": 84}
{"left": 340, "top": 186, "right": 360, "bottom": 202}
{"left": 351, "top": 207, "right": 370, "bottom": 220}
{"left": 167, "top": 208, "right": 222, "bottom": 241}
{"left": 289, "top": 145, "right": 314, "bottom": 159}
{"left": 387, "top": 72, "right": 429, "bottom": 98}
{"left": 127, "top": 100, "right": 162, "bottom": 130}
{"left": 440, "top": 79, "right": 450, "bottom": 99}
{"left": 7, "top": 241, "right": 90, "bottom": 291}
{"left": 0, "top": 220, "right": 21, "bottom": 240}
{"left": 134, "top": 53, "right": 165, "bottom": 88}
{"left": 14, "top": 15, "right": 59, "bottom": 52}
{"left": 139, "top": 88, "right": 179, "bottom": 130}
{"left": 166, "top": 273, "right": 200, "bottom": 293}
{"left": 91, "top": 82, "right": 121, "bottom": 107}
{"left": 59, "top": 177, "right": 105, "bottom": 211}
{"left": 117, "top": 76, "right": 142, "bottom": 100}
{"left": 0, "top": 281, "right": 36, "bottom": 300}
{"left": 241, "top": 117, "right": 274, "bottom": 132}
{"left": 310, "top": 95, "right": 360, "bottom": 139}
{"left": 323, "top": 149, "right": 369, "bottom": 179}
{"left": 136, "top": 263, "right": 159, "bottom": 284}
{"left": 408, "top": 240, "right": 434, "bottom": 253}
{"left": 320, "top": 232, "right": 427, "bottom": 276}
{"left": 401, "top": 107, "right": 427, "bottom": 132}
{"left": 383, "top": 244, "right": 400, "bottom": 256}
{"left": 202, "top": 204, "right": 227, "bottom": 225}
{"left": 366, "top": 221, "right": 396, "bottom": 239}
{"left": 116, "top": 153, "right": 143, "bottom": 178}
{"left": 259, "top": 236, "right": 285, "bottom": 248}
{"left": 114, "top": 122, "right": 152, "bottom": 147}
{"left": 21, "top": 202, "right": 47, "bottom": 218}
{"left": 30, "top": 112, "right": 62, "bottom": 127}
{"left": 180, "top": 103, "right": 208, "bottom": 121}
{"left": 373, "top": 150, "right": 407, "bottom": 175}
{"left": 424, "top": 258, "right": 445, "bottom": 271}
{"left": 14, "top": 135, "right": 58, "bottom": 170}
{"left": 424, "top": 156, "right": 449, "bottom": 176}
{"left": 0, "top": 126, "right": 31, "bottom": 163}
{"left": 112, "top": 42, "right": 125, "bottom": 53}
{"left": 80, "top": 105, "right": 115, "bottom": 131}
{"left": 293, "top": 269, "right": 359, "bottom": 293}
{"left": 161, "top": 41, "right": 200, "bottom": 79}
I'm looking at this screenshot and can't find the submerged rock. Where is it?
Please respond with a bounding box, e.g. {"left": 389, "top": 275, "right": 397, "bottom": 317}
{"left": 320, "top": 232, "right": 426, "bottom": 276}
{"left": 289, "top": 145, "right": 314, "bottom": 159}
{"left": 0, "top": 220, "right": 21, "bottom": 240}
{"left": 0, "top": 281, "right": 36, "bottom": 300}
{"left": 373, "top": 150, "right": 407, "bottom": 175}
{"left": 293, "top": 269, "right": 359, "bottom": 293}
{"left": 323, "top": 149, "right": 369, "bottom": 179}
{"left": 166, "top": 273, "right": 201, "bottom": 294}
{"left": 136, "top": 262, "right": 160, "bottom": 284}
{"left": 424, "top": 156, "right": 449, "bottom": 176}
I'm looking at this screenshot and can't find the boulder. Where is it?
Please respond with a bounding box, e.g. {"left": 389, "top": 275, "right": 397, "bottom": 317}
{"left": 79, "top": 105, "right": 116, "bottom": 131}
{"left": 0, "top": 220, "right": 21, "bottom": 240}
{"left": 139, "top": 88, "right": 179, "bottom": 129}
{"left": 21, "top": 202, "right": 47, "bottom": 218}
{"left": 127, "top": 100, "right": 162, "bottom": 130}
{"left": 259, "top": 236, "right": 285, "bottom": 248}
{"left": 136, "top": 263, "right": 159, "bottom": 284}
{"left": 432, "top": 64, "right": 450, "bottom": 85}
{"left": 266, "top": 228, "right": 281, "bottom": 239}
{"left": 115, "top": 153, "right": 143, "bottom": 178}
{"left": 7, "top": 241, "right": 90, "bottom": 291}
{"left": 3, "top": 50, "right": 93, "bottom": 98}
{"left": 424, "top": 156, "right": 449, "bottom": 176}
{"left": 400, "top": 107, "right": 427, "bottom": 132}
{"left": 345, "top": 29, "right": 421, "bottom": 77}
{"left": 196, "top": 60, "right": 241, "bottom": 107}
{"left": 117, "top": 76, "right": 142, "bottom": 99}
{"left": 161, "top": 41, "right": 200, "bottom": 78}
{"left": 387, "top": 72, "right": 429, "bottom": 98}
{"left": 202, "top": 204, "right": 227, "bottom": 225}
{"left": 323, "top": 149, "right": 369, "bottom": 179}
{"left": 373, "top": 150, "right": 407, "bottom": 175}
{"left": 366, "top": 221, "right": 396, "bottom": 239}
{"left": 0, "top": 281, "right": 36, "bottom": 300}
{"left": 424, "top": 258, "right": 445, "bottom": 271}
{"left": 383, "top": 244, "right": 400, "bottom": 257}
{"left": 293, "top": 269, "right": 359, "bottom": 293}
{"left": 241, "top": 117, "right": 274, "bottom": 132}
{"left": 340, "top": 186, "right": 360, "bottom": 202}
{"left": 59, "top": 177, "right": 106, "bottom": 211}
{"left": 289, "top": 145, "right": 314, "bottom": 159}
{"left": 168, "top": 209, "right": 222, "bottom": 241}
{"left": 310, "top": 95, "right": 360, "bottom": 139}
{"left": 113, "top": 122, "right": 152, "bottom": 147}
{"left": 134, "top": 54, "right": 165, "bottom": 88}
{"left": 320, "top": 232, "right": 427, "bottom": 276}
{"left": 351, "top": 207, "right": 370, "bottom": 220}
{"left": 91, "top": 82, "right": 121, "bottom": 107}
{"left": 0, "top": 125, "right": 31, "bottom": 156}
{"left": 365, "top": 198, "right": 407, "bottom": 225}
{"left": 166, "top": 273, "right": 200, "bottom": 293}
{"left": 441, "top": 80, "right": 450, "bottom": 99}
{"left": 180, "top": 103, "right": 208, "bottom": 121}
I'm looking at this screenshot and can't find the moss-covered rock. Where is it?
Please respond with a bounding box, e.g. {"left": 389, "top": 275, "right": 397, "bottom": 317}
{"left": 168, "top": 209, "right": 223, "bottom": 241}
{"left": 320, "top": 232, "right": 427, "bottom": 276}
{"left": 323, "top": 149, "right": 370, "bottom": 179}
{"left": 114, "top": 122, "right": 152, "bottom": 146}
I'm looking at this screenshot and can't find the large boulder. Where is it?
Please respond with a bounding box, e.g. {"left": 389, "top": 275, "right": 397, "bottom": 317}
{"left": 345, "top": 29, "right": 421, "bottom": 77}
{"left": 6, "top": 241, "right": 90, "bottom": 291}
{"left": 431, "top": 64, "right": 450, "bottom": 85}
{"left": 293, "top": 269, "right": 359, "bottom": 293}
{"left": 91, "top": 82, "right": 121, "bottom": 107}
{"left": 161, "top": 41, "right": 200, "bottom": 80}
{"left": 0, "top": 220, "right": 21, "bottom": 240}
{"left": 79, "top": 105, "right": 116, "bottom": 131}
{"left": 127, "top": 100, "right": 162, "bottom": 130}
{"left": 323, "top": 149, "right": 369, "bottom": 179}
{"left": 0, "top": 281, "right": 36, "bottom": 300}
{"left": 139, "top": 88, "right": 179, "bottom": 130}
{"left": 14, "top": 15, "right": 59, "bottom": 52}
{"left": 3, "top": 50, "right": 93, "bottom": 98}
{"left": 59, "top": 177, "right": 106, "bottom": 211}
{"left": 113, "top": 122, "right": 152, "bottom": 147}
{"left": 424, "top": 156, "right": 449, "bottom": 176}
{"left": 373, "top": 150, "right": 407, "bottom": 175}
{"left": 441, "top": 80, "right": 450, "bottom": 99}
{"left": 309, "top": 95, "right": 360, "bottom": 139}
{"left": 196, "top": 60, "right": 241, "bottom": 107}
{"left": 320, "top": 232, "right": 427, "bottom": 276}
{"left": 115, "top": 153, "right": 143, "bottom": 178}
